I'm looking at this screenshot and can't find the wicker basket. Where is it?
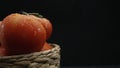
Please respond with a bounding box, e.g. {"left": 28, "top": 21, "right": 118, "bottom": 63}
{"left": 0, "top": 44, "right": 60, "bottom": 68}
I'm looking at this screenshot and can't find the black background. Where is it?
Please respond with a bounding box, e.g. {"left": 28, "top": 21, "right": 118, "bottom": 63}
{"left": 0, "top": 0, "right": 120, "bottom": 66}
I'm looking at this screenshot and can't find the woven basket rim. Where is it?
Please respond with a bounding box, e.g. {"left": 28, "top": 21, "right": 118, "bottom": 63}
{"left": 0, "top": 44, "right": 60, "bottom": 59}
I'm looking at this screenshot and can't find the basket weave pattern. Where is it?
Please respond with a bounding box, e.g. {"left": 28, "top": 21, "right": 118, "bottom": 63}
{"left": 0, "top": 44, "right": 60, "bottom": 68}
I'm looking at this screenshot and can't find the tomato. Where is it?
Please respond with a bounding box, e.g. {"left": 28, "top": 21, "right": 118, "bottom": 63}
{"left": 41, "top": 42, "right": 52, "bottom": 51}
{"left": 38, "top": 18, "right": 52, "bottom": 39}
{"left": 0, "top": 21, "right": 2, "bottom": 46}
{"left": 0, "top": 13, "right": 46, "bottom": 55}
{"left": 0, "top": 46, "right": 6, "bottom": 56}
{"left": 29, "top": 15, "right": 52, "bottom": 39}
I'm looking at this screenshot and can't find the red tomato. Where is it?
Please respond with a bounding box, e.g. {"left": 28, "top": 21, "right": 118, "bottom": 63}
{"left": 41, "top": 42, "right": 52, "bottom": 51}
{"left": 0, "top": 46, "right": 6, "bottom": 56}
{"left": 38, "top": 18, "right": 52, "bottom": 39}
{"left": 0, "top": 21, "right": 2, "bottom": 46}
{"left": 29, "top": 15, "right": 52, "bottom": 39}
{"left": 0, "top": 13, "right": 46, "bottom": 55}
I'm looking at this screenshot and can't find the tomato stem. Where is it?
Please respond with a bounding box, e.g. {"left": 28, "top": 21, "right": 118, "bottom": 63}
{"left": 20, "top": 11, "right": 44, "bottom": 18}
{"left": 29, "top": 13, "right": 44, "bottom": 18}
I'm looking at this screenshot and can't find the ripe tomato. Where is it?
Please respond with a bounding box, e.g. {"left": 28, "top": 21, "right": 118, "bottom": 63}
{"left": 29, "top": 15, "right": 52, "bottom": 39}
{"left": 0, "top": 21, "right": 2, "bottom": 49}
{"left": 38, "top": 18, "right": 52, "bottom": 39}
{"left": 41, "top": 42, "right": 52, "bottom": 51}
{"left": 0, "top": 46, "right": 6, "bottom": 56}
{"left": 0, "top": 13, "right": 46, "bottom": 55}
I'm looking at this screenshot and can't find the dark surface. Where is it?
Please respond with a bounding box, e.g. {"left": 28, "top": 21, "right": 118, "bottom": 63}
{"left": 0, "top": 0, "right": 119, "bottom": 66}
{"left": 61, "top": 65, "right": 120, "bottom": 68}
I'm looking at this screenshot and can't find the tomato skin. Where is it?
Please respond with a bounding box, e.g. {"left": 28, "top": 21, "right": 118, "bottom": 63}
{"left": 29, "top": 15, "right": 52, "bottom": 40}
{"left": 0, "top": 46, "right": 6, "bottom": 56}
{"left": 41, "top": 42, "right": 52, "bottom": 51}
{"left": 39, "top": 18, "right": 52, "bottom": 39}
{"left": 0, "top": 21, "right": 2, "bottom": 43}
{"left": 0, "top": 13, "right": 46, "bottom": 55}
{"left": 0, "top": 21, "right": 1, "bottom": 49}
